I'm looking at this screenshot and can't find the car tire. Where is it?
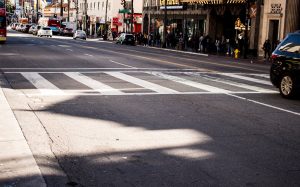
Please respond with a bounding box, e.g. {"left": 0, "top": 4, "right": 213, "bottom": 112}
{"left": 279, "top": 73, "right": 298, "bottom": 99}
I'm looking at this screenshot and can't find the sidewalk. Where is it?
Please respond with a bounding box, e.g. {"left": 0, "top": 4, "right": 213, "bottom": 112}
{"left": 0, "top": 75, "right": 46, "bottom": 187}
{"left": 89, "top": 37, "right": 270, "bottom": 65}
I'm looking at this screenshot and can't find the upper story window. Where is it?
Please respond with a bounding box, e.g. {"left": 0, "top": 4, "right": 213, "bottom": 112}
{"left": 98, "top": 2, "right": 100, "bottom": 10}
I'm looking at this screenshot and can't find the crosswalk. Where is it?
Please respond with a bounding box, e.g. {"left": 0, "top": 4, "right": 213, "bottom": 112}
{"left": 5, "top": 71, "right": 278, "bottom": 96}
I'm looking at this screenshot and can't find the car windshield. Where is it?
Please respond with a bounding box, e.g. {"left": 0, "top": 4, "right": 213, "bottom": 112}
{"left": 43, "top": 27, "right": 51, "bottom": 30}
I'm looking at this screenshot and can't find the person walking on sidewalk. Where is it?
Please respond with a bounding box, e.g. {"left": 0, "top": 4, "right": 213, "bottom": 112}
{"left": 263, "top": 39, "right": 271, "bottom": 60}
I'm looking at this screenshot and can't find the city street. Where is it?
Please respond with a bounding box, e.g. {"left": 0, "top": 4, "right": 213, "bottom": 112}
{"left": 1, "top": 30, "right": 300, "bottom": 186}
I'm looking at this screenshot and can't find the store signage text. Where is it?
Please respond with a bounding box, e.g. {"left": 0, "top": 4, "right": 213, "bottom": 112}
{"left": 160, "top": 5, "right": 183, "bottom": 10}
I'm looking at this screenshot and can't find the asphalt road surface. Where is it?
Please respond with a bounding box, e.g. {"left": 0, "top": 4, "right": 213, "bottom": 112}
{"left": 1, "top": 30, "right": 300, "bottom": 186}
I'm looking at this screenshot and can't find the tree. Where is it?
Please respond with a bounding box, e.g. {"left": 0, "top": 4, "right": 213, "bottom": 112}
{"left": 6, "top": 1, "right": 15, "bottom": 14}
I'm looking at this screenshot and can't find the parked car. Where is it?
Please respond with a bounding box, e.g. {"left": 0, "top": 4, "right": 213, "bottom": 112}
{"left": 28, "top": 25, "right": 36, "bottom": 34}
{"left": 73, "top": 30, "right": 86, "bottom": 40}
{"left": 49, "top": 26, "right": 60, "bottom": 35}
{"left": 270, "top": 32, "right": 300, "bottom": 98}
{"left": 32, "top": 25, "right": 41, "bottom": 35}
{"left": 23, "top": 24, "right": 32, "bottom": 33}
{"left": 37, "top": 27, "right": 53, "bottom": 37}
{"left": 11, "top": 23, "right": 17, "bottom": 30}
{"left": 116, "top": 33, "right": 135, "bottom": 45}
{"left": 61, "top": 28, "right": 74, "bottom": 36}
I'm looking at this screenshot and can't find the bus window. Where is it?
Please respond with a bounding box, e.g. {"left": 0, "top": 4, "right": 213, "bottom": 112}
{"left": 0, "top": 16, "right": 6, "bottom": 28}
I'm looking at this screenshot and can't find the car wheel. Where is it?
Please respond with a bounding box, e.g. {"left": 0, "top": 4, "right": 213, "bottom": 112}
{"left": 279, "top": 73, "right": 298, "bottom": 99}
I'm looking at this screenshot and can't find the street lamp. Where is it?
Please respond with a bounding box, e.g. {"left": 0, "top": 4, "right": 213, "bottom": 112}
{"left": 244, "top": 0, "right": 251, "bottom": 59}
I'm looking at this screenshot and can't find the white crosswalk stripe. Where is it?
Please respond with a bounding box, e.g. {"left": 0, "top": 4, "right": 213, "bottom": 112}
{"left": 219, "top": 73, "right": 272, "bottom": 86}
{"left": 21, "top": 72, "right": 64, "bottom": 95}
{"left": 149, "top": 72, "right": 230, "bottom": 93}
{"left": 106, "top": 72, "right": 179, "bottom": 94}
{"left": 9, "top": 71, "right": 277, "bottom": 96}
{"left": 185, "top": 72, "right": 276, "bottom": 93}
{"left": 64, "top": 72, "right": 124, "bottom": 95}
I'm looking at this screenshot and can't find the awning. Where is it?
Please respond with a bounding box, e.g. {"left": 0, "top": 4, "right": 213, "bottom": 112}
{"left": 180, "top": 0, "right": 246, "bottom": 4}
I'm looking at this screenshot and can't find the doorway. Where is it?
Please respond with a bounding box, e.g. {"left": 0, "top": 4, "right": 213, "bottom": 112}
{"left": 268, "top": 20, "right": 279, "bottom": 50}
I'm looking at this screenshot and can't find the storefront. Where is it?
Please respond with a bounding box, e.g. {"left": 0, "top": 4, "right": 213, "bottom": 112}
{"left": 143, "top": 0, "right": 250, "bottom": 51}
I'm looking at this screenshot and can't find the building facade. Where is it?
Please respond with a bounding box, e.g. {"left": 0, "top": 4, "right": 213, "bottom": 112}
{"left": 77, "top": 0, "right": 143, "bottom": 36}
{"left": 143, "top": 0, "right": 300, "bottom": 56}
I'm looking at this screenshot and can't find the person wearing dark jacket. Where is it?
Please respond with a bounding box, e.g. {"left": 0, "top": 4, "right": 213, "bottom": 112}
{"left": 263, "top": 39, "right": 272, "bottom": 59}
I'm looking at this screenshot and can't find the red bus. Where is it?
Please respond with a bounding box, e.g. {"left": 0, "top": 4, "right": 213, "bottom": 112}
{"left": 0, "top": 0, "right": 6, "bottom": 43}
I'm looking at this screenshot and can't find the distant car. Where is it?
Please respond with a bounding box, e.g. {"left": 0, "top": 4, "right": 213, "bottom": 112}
{"left": 37, "top": 27, "right": 53, "bottom": 37}
{"left": 61, "top": 28, "right": 74, "bottom": 36}
{"left": 28, "top": 25, "right": 36, "bottom": 34}
{"left": 23, "top": 24, "right": 32, "bottom": 33}
{"left": 270, "top": 32, "right": 300, "bottom": 98}
{"left": 73, "top": 30, "right": 87, "bottom": 40}
{"left": 49, "top": 26, "right": 60, "bottom": 35}
{"left": 32, "top": 25, "right": 41, "bottom": 35}
{"left": 116, "top": 33, "right": 135, "bottom": 45}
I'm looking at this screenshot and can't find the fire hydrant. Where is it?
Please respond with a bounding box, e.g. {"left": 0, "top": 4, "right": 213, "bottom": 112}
{"left": 234, "top": 48, "right": 240, "bottom": 59}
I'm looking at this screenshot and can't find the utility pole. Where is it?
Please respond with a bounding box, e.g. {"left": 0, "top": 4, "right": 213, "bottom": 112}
{"left": 60, "top": 0, "right": 63, "bottom": 19}
{"left": 162, "top": 0, "right": 167, "bottom": 48}
{"left": 130, "top": 0, "right": 133, "bottom": 33}
{"left": 36, "top": 0, "right": 39, "bottom": 23}
{"left": 244, "top": 0, "right": 250, "bottom": 59}
{"left": 104, "top": 0, "right": 108, "bottom": 40}
{"left": 67, "top": 0, "right": 69, "bottom": 22}
{"left": 76, "top": 0, "right": 78, "bottom": 29}
{"left": 83, "top": 0, "right": 87, "bottom": 32}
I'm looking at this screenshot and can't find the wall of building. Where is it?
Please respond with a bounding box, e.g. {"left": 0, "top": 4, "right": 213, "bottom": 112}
{"left": 259, "top": 0, "right": 286, "bottom": 55}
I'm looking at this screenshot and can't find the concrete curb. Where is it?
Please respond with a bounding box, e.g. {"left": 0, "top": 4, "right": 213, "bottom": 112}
{"left": 0, "top": 74, "right": 46, "bottom": 187}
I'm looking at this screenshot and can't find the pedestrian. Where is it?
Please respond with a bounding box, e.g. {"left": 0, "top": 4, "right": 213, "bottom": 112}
{"left": 263, "top": 39, "right": 271, "bottom": 60}
{"left": 215, "top": 38, "right": 220, "bottom": 55}
{"left": 199, "top": 35, "right": 204, "bottom": 53}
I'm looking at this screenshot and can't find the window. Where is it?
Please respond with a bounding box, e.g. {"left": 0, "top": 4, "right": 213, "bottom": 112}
{"left": 98, "top": 2, "right": 100, "bottom": 10}
{"left": 279, "top": 35, "right": 300, "bottom": 54}
{"left": 94, "top": 2, "right": 95, "bottom": 9}
{"left": 102, "top": 2, "right": 104, "bottom": 10}
{"left": 90, "top": 3, "right": 92, "bottom": 9}
{"left": 0, "top": 17, "right": 6, "bottom": 29}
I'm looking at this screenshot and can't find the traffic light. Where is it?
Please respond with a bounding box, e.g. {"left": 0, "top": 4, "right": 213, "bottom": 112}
{"left": 54, "top": 14, "right": 57, "bottom": 18}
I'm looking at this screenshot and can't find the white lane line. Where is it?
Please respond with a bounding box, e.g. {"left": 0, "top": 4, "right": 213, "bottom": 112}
{"left": 84, "top": 54, "right": 93, "bottom": 57}
{"left": 227, "top": 94, "right": 300, "bottom": 116}
{"left": 21, "top": 72, "right": 64, "bottom": 95}
{"left": 248, "top": 73, "right": 270, "bottom": 79}
{"left": 66, "top": 49, "right": 73, "bottom": 51}
{"left": 109, "top": 60, "right": 137, "bottom": 68}
{"left": 106, "top": 72, "right": 179, "bottom": 94}
{"left": 149, "top": 72, "right": 229, "bottom": 93}
{"left": 186, "top": 72, "right": 277, "bottom": 93}
{"left": 64, "top": 72, "right": 124, "bottom": 95}
{"left": 220, "top": 73, "right": 272, "bottom": 86}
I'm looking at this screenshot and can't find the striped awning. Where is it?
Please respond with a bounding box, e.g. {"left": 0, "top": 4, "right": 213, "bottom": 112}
{"left": 180, "top": 0, "right": 246, "bottom": 4}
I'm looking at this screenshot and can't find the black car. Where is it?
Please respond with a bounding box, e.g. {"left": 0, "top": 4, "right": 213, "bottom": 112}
{"left": 116, "top": 33, "right": 135, "bottom": 45}
{"left": 270, "top": 32, "right": 300, "bottom": 98}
